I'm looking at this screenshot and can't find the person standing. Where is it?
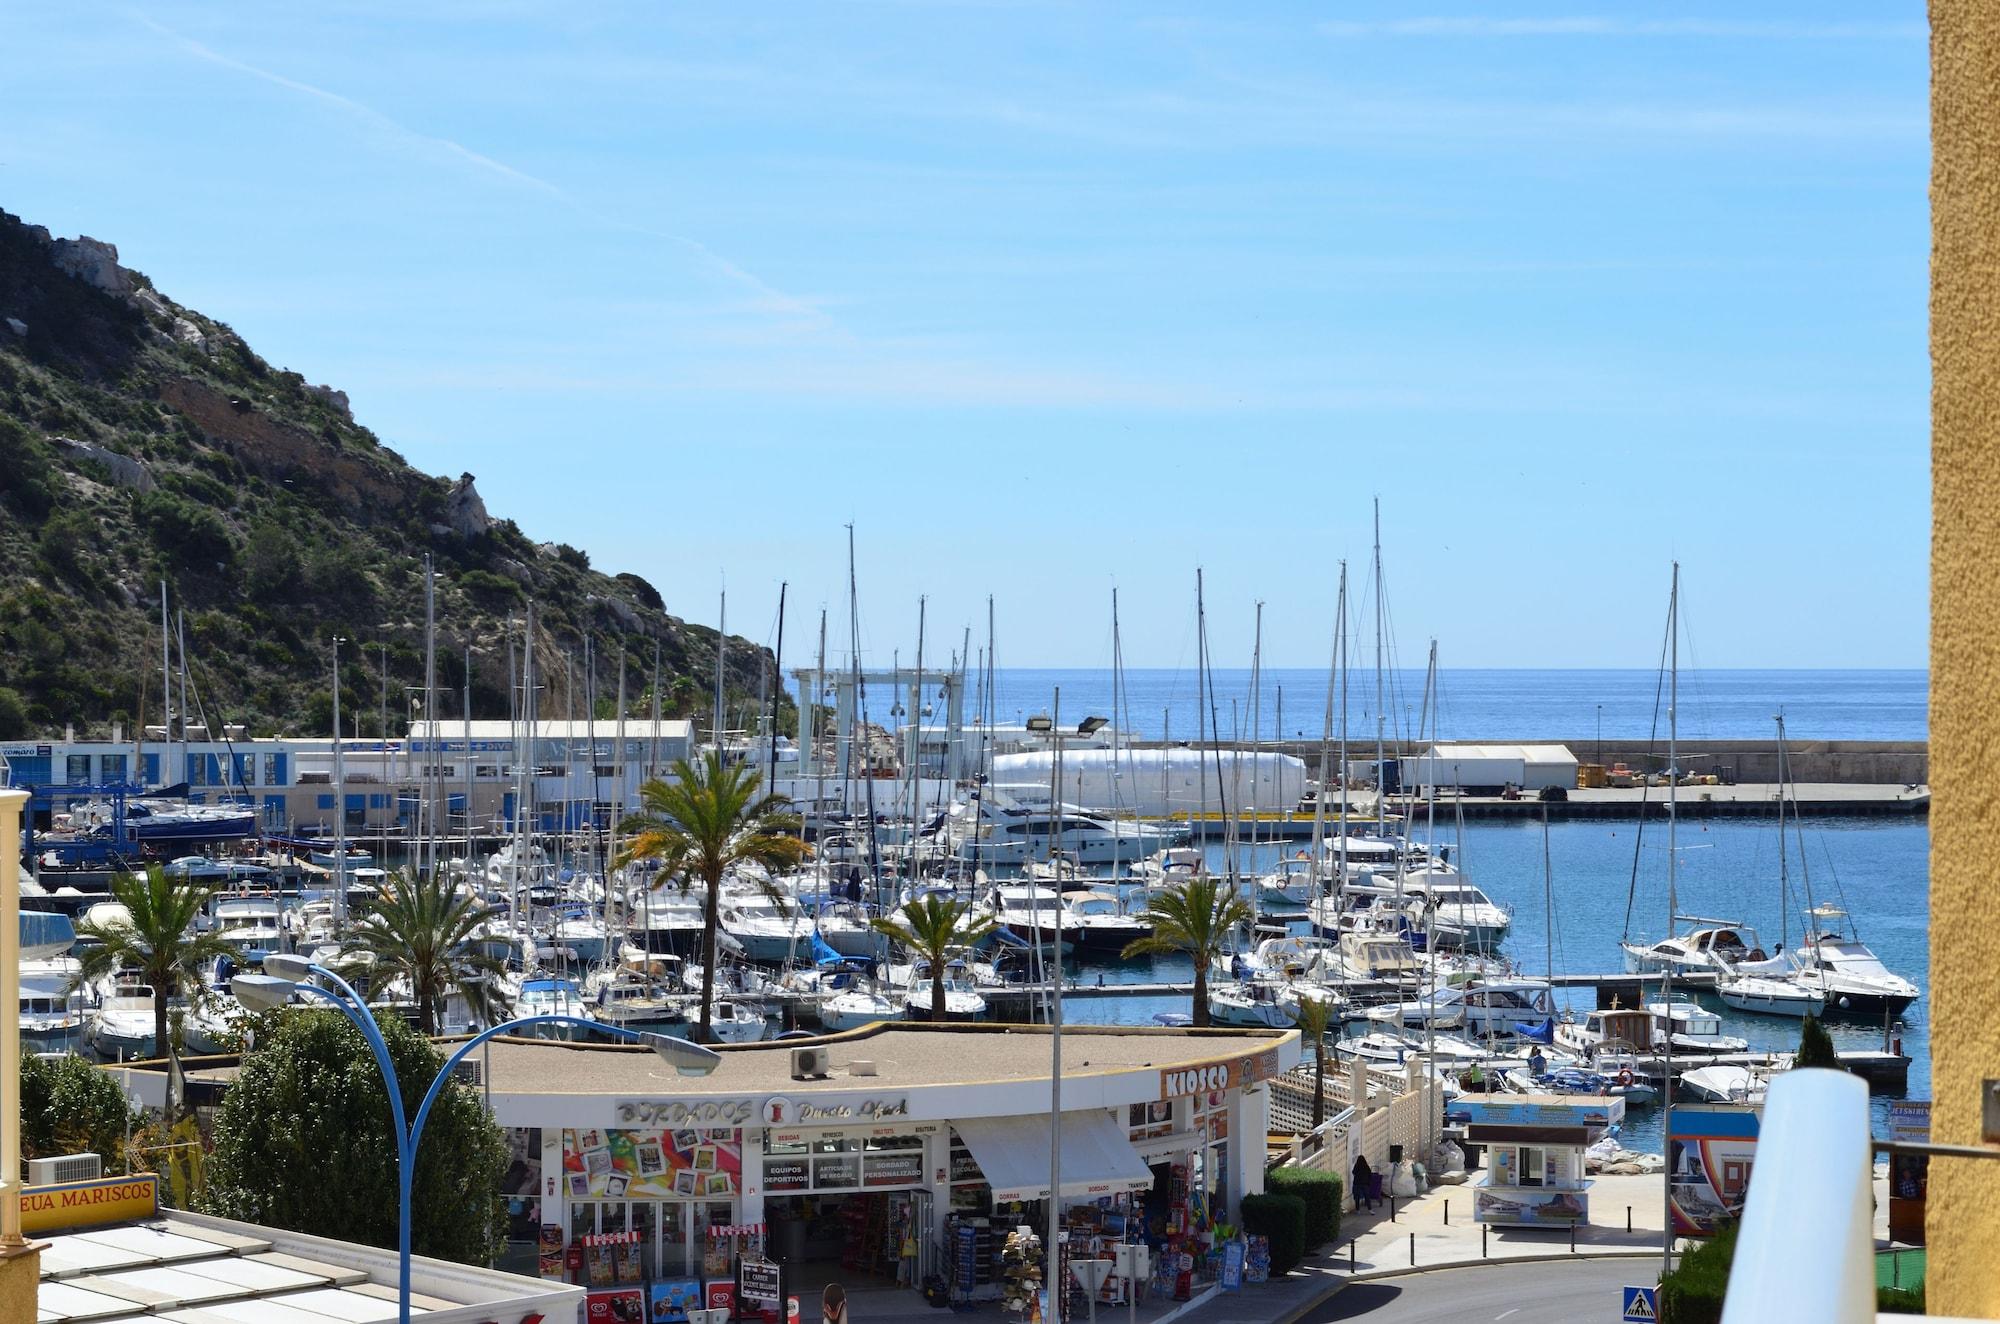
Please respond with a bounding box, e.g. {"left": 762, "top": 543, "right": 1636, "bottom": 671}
{"left": 1351, "top": 1153, "right": 1376, "bottom": 1212}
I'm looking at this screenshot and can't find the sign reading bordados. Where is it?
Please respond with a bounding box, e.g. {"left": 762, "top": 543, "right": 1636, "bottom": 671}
{"left": 741, "top": 1259, "right": 782, "bottom": 1307}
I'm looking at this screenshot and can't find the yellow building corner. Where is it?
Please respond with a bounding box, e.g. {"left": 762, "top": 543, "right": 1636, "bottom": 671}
{"left": 1929, "top": 0, "right": 2000, "bottom": 1315}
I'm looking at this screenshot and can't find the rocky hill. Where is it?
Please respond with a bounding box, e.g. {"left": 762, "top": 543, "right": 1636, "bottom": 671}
{"left": 0, "top": 209, "right": 781, "bottom": 741}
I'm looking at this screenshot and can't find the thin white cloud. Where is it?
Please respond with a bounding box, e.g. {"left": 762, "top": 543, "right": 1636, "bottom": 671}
{"left": 128, "top": 11, "right": 564, "bottom": 197}
{"left": 127, "top": 8, "right": 846, "bottom": 341}
{"left": 1320, "top": 17, "right": 1925, "bottom": 39}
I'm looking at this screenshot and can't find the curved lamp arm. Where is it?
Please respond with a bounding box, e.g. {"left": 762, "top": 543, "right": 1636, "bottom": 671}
{"left": 409, "top": 1015, "right": 659, "bottom": 1159}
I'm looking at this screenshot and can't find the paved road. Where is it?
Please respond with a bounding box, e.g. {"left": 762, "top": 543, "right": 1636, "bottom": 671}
{"left": 1293, "top": 1260, "right": 1658, "bottom": 1323}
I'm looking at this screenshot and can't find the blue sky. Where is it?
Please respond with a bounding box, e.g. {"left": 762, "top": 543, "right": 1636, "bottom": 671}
{"left": 3, "top": 4, "right": 1928, "bottom": 669}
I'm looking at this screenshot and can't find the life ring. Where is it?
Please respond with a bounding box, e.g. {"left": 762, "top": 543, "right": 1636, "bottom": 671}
{"left": 1617, "top": 1068, "right": 1635, "bottom": 1088}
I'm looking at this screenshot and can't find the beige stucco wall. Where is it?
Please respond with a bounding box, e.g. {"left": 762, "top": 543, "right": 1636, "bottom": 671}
{"left": 1929, "top": 1, "right": 2000, "bottom": 1314}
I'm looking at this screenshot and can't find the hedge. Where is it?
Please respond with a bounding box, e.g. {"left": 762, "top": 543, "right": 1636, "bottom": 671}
{"left": 1266, "top": 1168, "right": 1343, "bottom": 1249}
{"left": 1240, "top": 1192, "right": 1307, "bottom": 1276}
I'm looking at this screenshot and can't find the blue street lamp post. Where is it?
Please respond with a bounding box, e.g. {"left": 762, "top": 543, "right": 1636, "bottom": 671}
{"left": 235, "top": 958, "right": 721, "bottom": 1322}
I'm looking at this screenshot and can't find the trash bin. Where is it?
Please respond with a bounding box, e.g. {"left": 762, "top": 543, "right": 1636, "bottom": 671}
{"left": 773, "top": 1217, "right": 807, "bottom": 1267}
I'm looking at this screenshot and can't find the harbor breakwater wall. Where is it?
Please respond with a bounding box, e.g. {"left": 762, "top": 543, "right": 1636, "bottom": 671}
{"left": 1134, "top": 739, "right": 1929, "bottom": 787}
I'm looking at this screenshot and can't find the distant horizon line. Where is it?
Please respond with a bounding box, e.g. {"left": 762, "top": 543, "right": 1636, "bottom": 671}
{"left": 975, "top": 664, "right": 1929, "bottom": 673}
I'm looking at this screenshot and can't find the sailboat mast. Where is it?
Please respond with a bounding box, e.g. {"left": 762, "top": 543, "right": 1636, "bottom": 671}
{"left": 714, "top": 589, "right": 727, "bottom": 755}
{"left": 613, "top": 647, "right": 627, "bottom": 947}
{"left": 649, "top": 639, "right": 662, "bottom": 780}
{"left": 767, "top": 583, "right": 787, "bottom": 794}
{"left": 1373, "top": 499, "right": 1387, "bottom": 835}
{"left": 1337, "top": 562, "right": 1350, "bottom": 889}
{"left": 1662, "top": 562, "right": 1679, "bottom": 1280}
{"left": 812, "top": 610, "right": 828, "bottom": 858}
{"left": 908, "top": 596, "right": 926, "bottom": 894}
{"left": 331, "top": 634, "right": 347, "bottom": 930}
{"left": 463, "top": 645, "right": 474, "bottom": 863}
{"left": 1776, "top": 714, "right": 1789, "bottom": 951}
{"left": 423, "top": 553, "right": 437, "bottom": 880}
{"left": 847, "top": 525, "right": 884, "bottom": 907}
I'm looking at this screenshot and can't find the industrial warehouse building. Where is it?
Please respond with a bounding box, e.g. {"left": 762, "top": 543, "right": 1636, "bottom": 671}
{"left": 1400, "top": 743, "right": 1579, "bottom": 794}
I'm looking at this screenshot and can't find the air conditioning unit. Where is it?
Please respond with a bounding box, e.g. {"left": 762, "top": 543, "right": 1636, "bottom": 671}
{"left": 790, "top": 1047, "right": 831, "bottom": 1080}
{"left": 450, "top": 1058, "right": 483, "bottom": 1087}
{"left": 28, "top": 1153, "right": 102, "bottom": 1185}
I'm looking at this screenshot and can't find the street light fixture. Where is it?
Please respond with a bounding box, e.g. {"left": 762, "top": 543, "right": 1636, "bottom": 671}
{"left": 234, "top": 958, "right": 721, "bottom": 1319}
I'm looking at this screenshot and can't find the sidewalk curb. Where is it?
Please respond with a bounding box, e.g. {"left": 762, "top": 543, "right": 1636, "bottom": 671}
{"left": 1150, "top": 1282, "right": 1220, "bottom": 1324}
{"left": 1266, "top": 1247, "right": 1665, "bottom": 1324}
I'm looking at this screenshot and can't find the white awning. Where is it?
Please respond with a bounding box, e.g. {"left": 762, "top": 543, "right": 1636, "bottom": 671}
{"left": 954, "top": 1112, "right": 1157, "bottom": 1204}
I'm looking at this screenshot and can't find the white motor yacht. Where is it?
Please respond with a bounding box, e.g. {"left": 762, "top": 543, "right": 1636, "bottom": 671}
{"left": 1208, "top": 980, "right": 1296, "bottom": 1029}
{"left": 21, "top": 955, "right": 86, "bottom": 1053}
{"left": 718, "top": 894, "right": 814, "bottom": 964}
{"left": 706, "top": 998, "right": 769, "bottom": 1043}
{"left": 1252, "top": 857, "right": 1322, "bottom": 913}
{"left": 819, "top": 979, "right": 902, "bottom": 1033}
{"left": 899, "top": 958, "right": 987, "bottom": 1022}
{"left": 1367, "top": 978, "right": 1555, "bottom": 1037}
{"left": 590, "top": 975, "right": 690, "bottom": 1033}
{"left": 182, "top": 994, "right": 251, "bottom": 1055}
{"left": 1401, "top": 875, "right": 1513, "bottom": 952}
{"left": 1717, "top": 972, "right": 1825, "bottom": 1018}
{"left": 515, "top": 977, "right": 596, "bottom": 1038}
{"left": 208, "top": 893, "right": 290, "bottom": 956}
{"left": 1338, "top": 1028, "right": 1488, "bottom": 1071}
{"left": 1647, "top": 996, "right": 1750, "bottom": 1053}
{"left": 1681, "top": 1061, "right": 1785, "bottom": 1105}
{"left": 1554, "top": 1007, "right": 1659, "bottom": 1059}
{"left": 1783, "top": 909, "right": 1921, "bottom": 1016}
{"left": 1131, "top": 847, "right": 1206, "bottom": 883}
{"left": 1621, "top": 919, "right": 1774, "bottom": 976}
{"left": 85, "top": 977, "right": 162, "bottom": 1060}
{"left": 1064, "top": 890, "right": 1152, "bottom": 955}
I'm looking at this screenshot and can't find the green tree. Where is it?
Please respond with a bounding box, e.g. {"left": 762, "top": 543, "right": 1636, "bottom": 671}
{"left": 1796, "top": 1014, "right": 1840, "bottom": 1070}
{"left": 1120, "top": 874, "right": 1253, "bottom": 1027}
{"left": 20, "top": 1051, "right": 137, "bottom": 1166}
{"left": 617, "top": 752, "right": 806, "bottom": 1041}
{"left": 1291, "top": 993, "right": 1335, "bottom": 1128}
{"left": 71, "top": 867, "right": 236, "bottom": 1076}
{"left": 201, "top": 1008, "right": 507, "bottom": 1263}
{"left": 871, "top": 895, "right": 998, "bottom": 1021}
{"left": 243, "top": 521, "right": 301, "bottom": 602}
{"left": 344, "top": 870, "right": 510, "bottom": 1036}
{"left": 0, "top": 686, "right": 28, "bottom": 739}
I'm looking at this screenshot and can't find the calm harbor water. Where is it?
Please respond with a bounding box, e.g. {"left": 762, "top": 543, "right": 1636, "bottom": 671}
{"left": 1060, "top": 816, "right": 1930, "bottom": 1152}
{"left": 973, "top": 668, "right": 1928, "bottom": 744}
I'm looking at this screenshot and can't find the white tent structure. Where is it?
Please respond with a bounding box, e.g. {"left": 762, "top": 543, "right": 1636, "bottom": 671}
{"left": 1401, "top": 743, "right": 1578, "bottom": 793}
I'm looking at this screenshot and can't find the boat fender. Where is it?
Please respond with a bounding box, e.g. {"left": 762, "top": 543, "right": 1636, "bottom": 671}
{"left": 1617, "top": 1068, "right": 1635, "bottom": 1088}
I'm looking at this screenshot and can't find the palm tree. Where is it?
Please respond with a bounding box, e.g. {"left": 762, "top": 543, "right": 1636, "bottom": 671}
{"left": 72, "top": 866, "right": 237, "bottom": 1065}
{"left": 1121, "top": 874, "right": 1253, "bottom": 1028}
{"left": 870, "top": 895, "right": 998, "bottom": 1021}
{"left": 346, "top": 869, "right": 512, "bottom": 1035}
{"left": 618, "top": 752, "right": 806, "bottom": 1041}
{"left": 1292, "top": 994, "right": 1335, "bottom": 1128}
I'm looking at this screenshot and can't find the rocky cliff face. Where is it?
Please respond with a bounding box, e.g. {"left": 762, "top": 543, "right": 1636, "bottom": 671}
{"left": 0, "top": 208, "right": 780, "bottom": 740}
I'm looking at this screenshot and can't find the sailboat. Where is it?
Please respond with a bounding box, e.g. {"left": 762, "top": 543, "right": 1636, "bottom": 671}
{"left": 1716, "top": 716, "right": 1828, "bottom": 1018}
